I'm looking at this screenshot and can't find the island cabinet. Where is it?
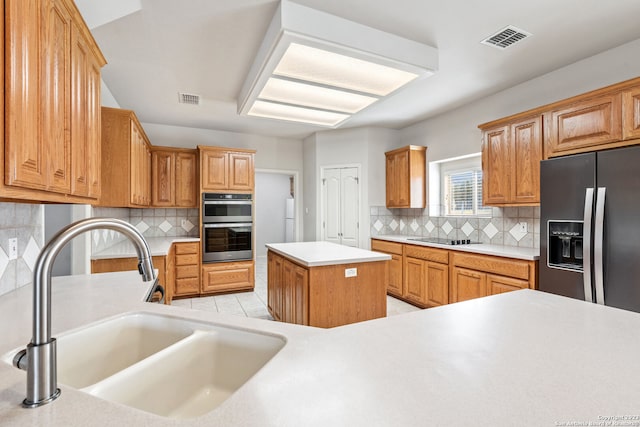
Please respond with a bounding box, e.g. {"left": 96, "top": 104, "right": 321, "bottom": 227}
{"left": 267, "top": 243, "right": 389, "bottom": 328}
{"left": 151, "top": 148, "right": 198, "bottom": 207}
{"left": 199, "top": 146, "right": 255, "bottom": 192}
{"left": 449, "top": 252, "right": 536, "bottom": 303}
{"left": 370, "top": 240, "right": 403, "bottom": 297}
{"left": 2, "top": 0, "right": 106, "bottom": 203}
{"left": 385, "top": 145, "right": 427, "bottom": 208}
{"left": 481, "top": 115, "right": 542, "bottom": 206}
{"left": 98, "top": 107, "right": 152, "bottom": 207}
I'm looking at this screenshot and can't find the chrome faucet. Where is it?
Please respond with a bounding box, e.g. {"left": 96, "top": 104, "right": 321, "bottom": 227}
{"left": 13, "top": 218, "right": 156, "bottom": 408}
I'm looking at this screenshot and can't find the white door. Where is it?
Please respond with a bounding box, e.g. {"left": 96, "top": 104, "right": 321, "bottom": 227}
{"left": 321, "top": 167, "right": 359, "bottom": 247}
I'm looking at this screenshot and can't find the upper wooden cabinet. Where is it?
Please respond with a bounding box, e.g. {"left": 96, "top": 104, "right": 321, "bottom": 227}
{"left": 623, "top": 86, "right": 640, "bottom": 140}
{"left": 1, "top": 0, "right": 106, "bottom": 203}
{"left": 544, "top": 93, "right": 623, "bottom": 157}
{"left": 199, "top": 146, "right": 255, "bottom": 192}
{"left": 385, "top": 145, "right": 427, "bottom": 208}
{"left": 481, "top": 116, "right": 542, "bottom": 206}
{"left": 151, "top": 148, "right": 198, "bottom": 207}
{"left": 99, "top": 107, "right": 152, "bottom": 207}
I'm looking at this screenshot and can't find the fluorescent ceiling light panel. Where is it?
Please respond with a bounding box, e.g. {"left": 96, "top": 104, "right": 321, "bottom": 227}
{"left": 274, "top": 43, "right": 419, "bottom": 97}
{"left": 259, "top": 78, "right": 378, "bottom": 113}
{"left": 248, "top": 100, "right": 349, "bottom": 127}
{"left": 238, "top": 0, "right": 438, "bottom": 127}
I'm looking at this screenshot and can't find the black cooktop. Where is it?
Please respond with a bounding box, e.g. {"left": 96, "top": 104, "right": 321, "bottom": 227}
{"left": 408, "top": 237, "right": 480, "bottom": 246}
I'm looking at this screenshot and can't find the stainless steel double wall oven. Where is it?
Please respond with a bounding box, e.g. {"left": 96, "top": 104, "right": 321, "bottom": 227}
{"left": 202, "top": 193, "right": 253, "bottom": 263}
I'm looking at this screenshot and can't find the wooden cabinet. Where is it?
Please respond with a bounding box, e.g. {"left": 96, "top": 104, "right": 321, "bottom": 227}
{"left": 151, "top": 148, "right": 198, "bottom": 207}
{"left": 199, "top": 147, "right": 255, "bottom": 192}
{"left": 201, "top": 261, "right": 254, "bottom": 294}
{"left": 481, "top": 116, "right": 542, "bottom": 206}
{"left": 545, "top": 93, "right": 623, "bottom": 157}
{"left": 1, "top": 0, "right": 106, "bottom": 203}
{"left": 385, "top": 145, "right": 427, "bottom": 208}
{"left": 403, "top": 244, "right": 449, "bottom": 307}
{"left": 267, "top": 250, "right": 386, "bottom": 328}
{"left": 623, "top": 86, "right": 640, "bottom": 140}
{"left": 172, "top": 242, "right": 200, "bottom": 298}
{"left": 370, "top": 240, "right": 403, "bottom": 297}
{"left": 99, "top": 107, "right": 152, "bottom": 207}
{"left": 91, "top": 256, "right": 168, "bottom": 303}
{"left": 449, "top": 251, "right": 536, "bottom": 304}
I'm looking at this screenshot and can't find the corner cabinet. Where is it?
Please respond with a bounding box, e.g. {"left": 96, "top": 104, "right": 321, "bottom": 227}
{"left": 99, "top": 107, "right": 152, "bottom": 207}
{"left": 151, "top": 148, "right": 198, "bottom": 207}
{"left": 2, "top": 0, "right": 106, "bottom": 203}
{"left": 385, "top": 145, "right": 427, "bottom": 208}
{"left": 199, "top": 146, "right": 255, "bottom": 193}
{"left": 370, "top": 240, "right": 403, "bottom": 297}
{"left": 481, "top": 115, "right": 542, "bottom": 206}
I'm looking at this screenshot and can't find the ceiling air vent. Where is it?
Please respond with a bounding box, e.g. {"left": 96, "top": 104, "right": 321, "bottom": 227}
{"left": 178, "top": 92, "right": 200, "bottom": 105}
{"left": 481, "top": 25, "right": 531, "bottom": 49}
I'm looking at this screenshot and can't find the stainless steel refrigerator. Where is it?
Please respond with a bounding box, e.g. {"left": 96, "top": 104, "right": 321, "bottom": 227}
{"left": 540, "top": 145, "right": 640, "bottom": 313}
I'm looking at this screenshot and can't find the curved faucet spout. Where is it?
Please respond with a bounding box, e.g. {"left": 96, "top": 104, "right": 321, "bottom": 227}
{"left": 21, "top": 217, "right": 156, "bottom": 408}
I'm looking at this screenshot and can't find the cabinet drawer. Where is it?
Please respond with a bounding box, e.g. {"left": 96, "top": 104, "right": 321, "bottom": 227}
{"left": 176, "top": 265, "right": 199, "bottom": 279}
{"left": 175, "top": 277, "right": 200, "bottom": 295}
{"left": 452, "top": 252, "right": 529, "bottom": 280}
{"left": 176, "top": 253, "right": 199, "bottom": 266}
{"left": 175, "top": 242, "right": 199, "bottom": 255}
{"left": 202, "top": 262, "right": 254, "bottom": 293}
{"left": 404, "top": 244, "right": 448, "bottom": 264}
{"left": 371, "top": 239, "right": 403, "bottom": 255}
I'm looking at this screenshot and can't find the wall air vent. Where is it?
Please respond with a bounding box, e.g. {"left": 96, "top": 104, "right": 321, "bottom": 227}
{"left": 481, "top": 25, "right": 531, "bottom": 49}
{"left": 178, "top": 92, "right": 200, "bottom": 105}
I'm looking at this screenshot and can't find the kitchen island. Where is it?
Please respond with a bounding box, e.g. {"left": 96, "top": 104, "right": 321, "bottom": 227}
{"left": 1, "top": 273, "right": 640, "bottom": 426}
{"left": 265, "top": 241, "right": 391, "bottom": 327}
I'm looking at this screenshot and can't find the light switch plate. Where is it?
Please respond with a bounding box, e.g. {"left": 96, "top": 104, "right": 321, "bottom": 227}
{"left": 345, "top": 267, "right": 357, "bottom": 278}
{"left": 8, "top": 238, "right": 17, "bottom": 260}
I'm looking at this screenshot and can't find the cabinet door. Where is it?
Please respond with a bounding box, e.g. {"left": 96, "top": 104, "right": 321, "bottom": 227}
{"left": 5, "top": 0, "right": 47, "bottom": 190}
{"left": 386, "top": 151, "right": 409, "bottom": 208}
{"left": 152, "top": 151, "right": 175, "bottom": 206}
{"left": 86, "top": 54, "right": 101, "bottom": 198}
{"left": 201, "top": 261, "right": 254, "bottom": 293}
{"left": 487, "top": 274, "right": 529, "bottom": 296}
{"left": 546, "top": 93, "right": 622, "bottom": 156}
{"left": 42, "top": 0, "right": 71, "bottom": 194}
{"left": 175, "top": 151, "right": 197, "bottom": 207}
{"left": 451, "top": 267, "right": 487, "bottom": 303}
{"left": 202, "top": 150, "right": 228, "bottom": 190}
{"left": 267, "top": 252, "right": 283, "bottom": 321}
{"left": 426, "top": 262, "right": 449, "bottom": 307}
{"left": 482, "top": 126, "right": 510, "bottom": 205}
{"left": 387, "top": 254, "right": 404, "bottom": 297}
{"left": 404, "top": 256, "right": 426, "bottom": 305}
{"left": 70, "top": 22, "right": 91, "bottom": 197}
{"left": 282, "top": 260, "right": 295, "bottom": 323}
{"left": 229, "top": 153, "right": 254, "bottom": 191}
{"left": 510, "top": 116, "right": 542, "bottom": 204}
{"left": 292, "top": 264, "right": 309, "bottom": 325}
{"left": 623, "top": 87, "right": 640, "bottom": 140}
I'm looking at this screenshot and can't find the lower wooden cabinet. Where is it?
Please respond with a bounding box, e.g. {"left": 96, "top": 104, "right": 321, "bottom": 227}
{"left": 450, "top": 267, "right": 487, "bottom": 303}
{"left": 91, "top": 255, "right": 168, "bottom": 303}
{"left": 403, "top": 253, "right": 449, "bottom": 308}
{"left": 370, "top": 239, "right": 404, "bottom": 297}
{"left": 172, "top": 242, "right": 200, "bottom": 299}
{"left": 201, "top": 261, "right": 254, "bottom": 294}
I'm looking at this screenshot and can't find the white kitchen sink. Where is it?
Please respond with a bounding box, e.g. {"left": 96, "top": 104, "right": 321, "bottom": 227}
{"left": 8, "top": 312, "right": 286, "bottom": 419}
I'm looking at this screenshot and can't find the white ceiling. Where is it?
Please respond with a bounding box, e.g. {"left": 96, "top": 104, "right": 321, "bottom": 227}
{"left": 81, "top": 0, "right": 640, "bottom": 139}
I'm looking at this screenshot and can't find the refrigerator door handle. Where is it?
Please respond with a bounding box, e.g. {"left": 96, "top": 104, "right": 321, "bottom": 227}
{"left": 583, "top": 188, "right": 594, "bottom": 303}
{"left": 594, "top": 187, "right": 606, "bottom": 305}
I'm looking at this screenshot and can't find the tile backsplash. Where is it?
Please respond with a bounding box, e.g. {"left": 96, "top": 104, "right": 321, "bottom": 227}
{"left": 0, "top": 202, "right": 44, "bottom": 297}
{"left": 91, "top": 207, "right": 199, "bottom": 253}
{"left": 370, "top": 206, "right": 540, "bottom": 248}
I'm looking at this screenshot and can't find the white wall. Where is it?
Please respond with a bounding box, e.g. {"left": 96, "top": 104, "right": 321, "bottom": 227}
{"left": 400, "top": 37, "right": 640, "bottom": 162}
{"left": 302, "top": 133, "right": 317, "bottom": 242}
{"left": 255, "top": 173, "right": 292, "bottom": 256}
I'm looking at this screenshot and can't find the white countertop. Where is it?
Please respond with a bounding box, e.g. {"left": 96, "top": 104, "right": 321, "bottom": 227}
{"left": 91, "top": 236, "right": 200, "bottom": 259}
{"left": 266, "top": 241, "right": 391, "bottom": 267}
{"left": 373, "top": 234, "right": 540, "bottom": 260}
{"left": 1, "top": 274, "right": 639, "bottom": 426}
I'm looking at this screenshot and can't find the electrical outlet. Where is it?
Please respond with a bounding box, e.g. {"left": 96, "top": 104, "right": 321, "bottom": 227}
{"left": 345, "top": 267, "right": 357, "bottom": 278}
{"left": 8, "top": 238, "right": 17, "bottom": 260}
{"left": 518, "top": 222, "right": 528, "bottom": 233}
{"left": 181, "top": 219, "right": 187, "bottom": 228}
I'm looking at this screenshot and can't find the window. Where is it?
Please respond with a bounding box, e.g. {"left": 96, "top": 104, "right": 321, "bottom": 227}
{"left": 433, "top": 154, "right": 491, "bottom": 217}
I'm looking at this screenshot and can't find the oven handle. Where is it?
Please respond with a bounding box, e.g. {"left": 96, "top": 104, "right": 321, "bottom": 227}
{"left": 203, "top": 223, "right": 253, "bottom": 228}
{"left": 203, "top": 200, "right": 252, "bottom": 205}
